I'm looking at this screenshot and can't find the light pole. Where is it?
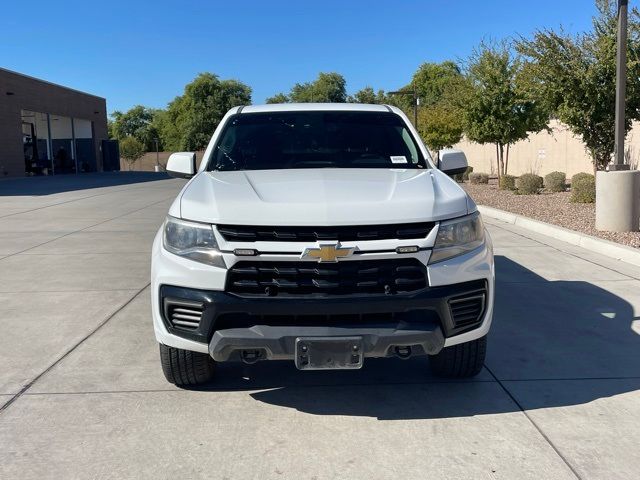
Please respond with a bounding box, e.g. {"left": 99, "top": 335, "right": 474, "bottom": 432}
{"left": 154, "top": 138, "right": 160, "bottom": 172}
{"left": 595, "top": 0, "right": 640, "bottom": 232}
{"left": 612, "top": 0, "right": 630, "bottom": 171}
{"left": 388, "top": 85, "right": 418, "bottom": 128}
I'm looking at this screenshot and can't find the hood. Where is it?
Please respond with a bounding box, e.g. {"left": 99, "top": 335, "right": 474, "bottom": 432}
{"left": 178, "top": 168, "right": 470, "bottom": 225}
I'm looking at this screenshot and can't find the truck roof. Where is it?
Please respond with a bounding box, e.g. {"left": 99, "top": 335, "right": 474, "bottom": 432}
{"left": 239, "top": 103, "right": 392, "bottom": 114}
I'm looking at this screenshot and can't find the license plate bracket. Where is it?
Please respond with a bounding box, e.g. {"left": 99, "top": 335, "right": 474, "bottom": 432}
{"left": 295, "top": 336, "right": 364, "bottom": 370}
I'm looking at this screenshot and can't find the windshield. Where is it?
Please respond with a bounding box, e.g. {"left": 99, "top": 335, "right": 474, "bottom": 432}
{"left": 207, "top": 111, "right": 428, "bottom": 171}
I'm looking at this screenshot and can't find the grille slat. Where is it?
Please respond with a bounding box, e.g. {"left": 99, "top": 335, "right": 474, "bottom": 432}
{"left": 394, "top": 278, "right": 424, "bottom": 286}
{"left": 312, "top": 279, "right": 340, "bottom": 288}
{"left": 172, "top": 313, "right": 202, "bottom": 321}
{"left": 218, "top": 223, "right": 435, "bottom": 242}
{"left": 227, "top": 259, "right": 428, "bottom": 297}
{"left": 234, "top": 280, "right": 259, "bottom": 287}
{"left": 232, "top": 266, "right": 259, "bottom": 275}
{"left": 451, "top": 306, "right": 482, "bottom": 316}
{"left": 171, "top": 319, "right": 200, "bottom": 328}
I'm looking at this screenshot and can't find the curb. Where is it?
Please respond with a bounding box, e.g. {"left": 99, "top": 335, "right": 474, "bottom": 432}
{"left": 477, "top": 205, "right": 640, "bottom": 268}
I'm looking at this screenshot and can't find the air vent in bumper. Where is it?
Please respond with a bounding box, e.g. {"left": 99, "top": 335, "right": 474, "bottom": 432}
{"left": 164, "top": 298, "right": 204, "bottom": 331}
{"left": 448, "top": 292, "right": 486, "bottom": 329}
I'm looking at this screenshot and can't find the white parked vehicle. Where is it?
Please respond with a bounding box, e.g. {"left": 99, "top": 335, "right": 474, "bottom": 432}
{"left": 151, "top": 103, "right": 494, "bottom": 386}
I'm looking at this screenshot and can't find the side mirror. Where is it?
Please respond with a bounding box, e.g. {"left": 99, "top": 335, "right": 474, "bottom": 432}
{"left": 166, "top": 152, "right": 196, "bottom": 179}
{"left": 438, "top": 149, "right": 468, "bottom": 176}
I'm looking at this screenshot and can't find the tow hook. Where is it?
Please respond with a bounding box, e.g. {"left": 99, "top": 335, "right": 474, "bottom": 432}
{"left": 394, "top": 346, "right": 412, "bottom": 359}
{"left": 241, "top": 350, "right": 263, "bottom": 364}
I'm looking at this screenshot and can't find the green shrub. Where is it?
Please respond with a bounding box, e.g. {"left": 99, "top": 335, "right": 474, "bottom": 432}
{"left": 465, "top": 166, "right": 474, "bottom": 181}
{"left": 469, "top": 172, "right": 489, "bottom": 184}
{"left": 499, "top": 174, "right": 517, "bottom": 191}
{"left": 119, "top": 136, "right": 146, "bottom": 171}
{"left": 571, "top": 172, "right": 593, "bottom": 186}
{"left": 571, "top": 174, "right": 596, "bottom": 203}
{"left": 453, "top": 166, "right": 473, "bottom": 182}
{"left": 544, "top": 171, "right": 567, "bottom": 192}
{"left": 517, "top": 173, "right": 543, "bottom": 194}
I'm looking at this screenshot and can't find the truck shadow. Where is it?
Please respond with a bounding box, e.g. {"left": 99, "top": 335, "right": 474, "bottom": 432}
{"left": 204, "top": 255, "right": 640, "bottom": 420}
{"left": 0, "top": 172, "right": 175, "bottom": 196}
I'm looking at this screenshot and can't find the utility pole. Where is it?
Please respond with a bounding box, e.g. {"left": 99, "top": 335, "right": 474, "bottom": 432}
{"left": 413, "top": 84, "right": 419, "bottom": 128}
{"left": 595, "top": 0, "right": 640, "bottom": 232}
{"left": 612, "top": 0, "right": 630, "bottom": 171}
{"left": 154, "top": 138, "right": 160, "bottom": 172}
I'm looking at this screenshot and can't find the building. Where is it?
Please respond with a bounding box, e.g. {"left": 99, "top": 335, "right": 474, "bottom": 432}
{"left": 0, "top": 67, "right": 111, "bottom": 177}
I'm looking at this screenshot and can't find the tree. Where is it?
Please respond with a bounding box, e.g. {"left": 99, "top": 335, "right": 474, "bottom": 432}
{"left": 419, "top": 104, "right": 464, "bottom": 152}
{"left": 517, "top": 0, "right": 640, "bottom": 172}
{"left": 462, "top": 43, "right": 549, "bottom": 177}
{"left": 387, "top": 62, "right": 466, "bottom": 152}
{"left": 348, "top": 86, "right": 388, "bottom": 104}
{"left": 159, "top": 73, "right": 252, "bottom": 151}
{"left": 388, "top": 61, "right": 464, "bottom": 115}
{"left": 109, "top": 106, "right": 161, "bottom": 151}
{"left": 265, "top": 93, "right": 290, "bottom": 104}
{"left": 413, "top": 62, "right": 467, "bottom": 153}
{"left": 107, "top": 119, "right": 116, "bottom": 139}
{"left": 349, "top": 86, "right": 376, "bottom": 104}
{"left": 288, "top": 72, "right": 347, "bottom": 103}
{"left": 412, "top": 61, "right": 464, "bottom": 107}
{"left": 152, "top": 109, "right": 181, "bottom": 152}
{"left": 119, "top": 136, "right": 146, "bottom": 171}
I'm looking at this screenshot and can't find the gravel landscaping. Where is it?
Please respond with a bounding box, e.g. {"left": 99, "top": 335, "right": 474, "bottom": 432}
{"left": 463, "top": 182, "right": 640, "bottom": 249}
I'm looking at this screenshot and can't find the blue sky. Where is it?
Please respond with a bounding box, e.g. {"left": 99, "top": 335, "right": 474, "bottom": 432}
{"left": 1, "top": 0, "right": 598, "bottom": 115}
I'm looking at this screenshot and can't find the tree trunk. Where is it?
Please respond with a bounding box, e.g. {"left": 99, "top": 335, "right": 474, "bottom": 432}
{"left": 495, "top": 143, "right": 501, "bottom": 179}
{"left": 505, "top": 144, "right": 510, "bottom": 175}
{"left": 497, "top": 143, "right": 505, "bottom": 178}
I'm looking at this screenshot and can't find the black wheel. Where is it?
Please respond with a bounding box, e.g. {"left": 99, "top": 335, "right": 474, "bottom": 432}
{"left": 159, "top": 344, "right": 216, "bottom": 386}
{"left": 429, "top": 335, "right": 487, "bottom": 378}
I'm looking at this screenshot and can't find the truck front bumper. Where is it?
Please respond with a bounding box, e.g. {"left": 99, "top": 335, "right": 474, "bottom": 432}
{"left": 152, "top": 229, "right": 495, "bottom": 356}
{"left": 159, "top": 278, "right": 486, "bottom": 361}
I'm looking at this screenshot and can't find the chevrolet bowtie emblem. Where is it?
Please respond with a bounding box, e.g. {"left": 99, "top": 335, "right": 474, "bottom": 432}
{"left": 301, "top": 243, "right": 355, "bottom": 262}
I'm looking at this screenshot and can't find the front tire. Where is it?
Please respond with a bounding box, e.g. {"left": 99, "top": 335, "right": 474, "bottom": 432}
{"left": 159, "top": 344, "right": 216, "bottom": 386}
{"left": 429, "top": 335, "right": 487, "bottom": 378}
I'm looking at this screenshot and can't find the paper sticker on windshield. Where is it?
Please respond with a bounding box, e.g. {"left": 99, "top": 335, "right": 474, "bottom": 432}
{"left": 390, "top": 156, "right": 407, "bottom": 164}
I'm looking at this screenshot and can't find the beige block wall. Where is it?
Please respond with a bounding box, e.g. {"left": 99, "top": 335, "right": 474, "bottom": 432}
{"left": 454, "top": 120, "right": 640, "bottom": 177}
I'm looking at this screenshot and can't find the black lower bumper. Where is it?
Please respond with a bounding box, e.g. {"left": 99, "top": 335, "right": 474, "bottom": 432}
{"left": 209, "top": 322, "right": 445, "bottom": 361}
{"left": 159, "top": 279, "right": 487, "bottom": 351}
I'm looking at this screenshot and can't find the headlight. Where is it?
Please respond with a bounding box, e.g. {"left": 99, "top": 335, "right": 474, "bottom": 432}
{"left": 163, "top": 216, "right": 225, "bottom": 268}
{"left": 429, "top": 212, "right": 485, "bottom": 264}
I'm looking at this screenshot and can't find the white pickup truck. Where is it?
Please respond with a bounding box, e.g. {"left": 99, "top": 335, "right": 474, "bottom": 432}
{"left": 151, "top": 103, "right": 494, "bottom": 386}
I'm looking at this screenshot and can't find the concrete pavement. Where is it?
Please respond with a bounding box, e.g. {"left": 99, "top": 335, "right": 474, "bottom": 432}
{"left": 0, "top": 173, "right": 639, "bottom": 479}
